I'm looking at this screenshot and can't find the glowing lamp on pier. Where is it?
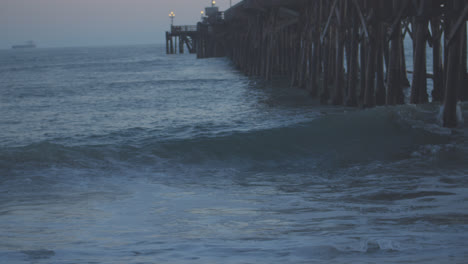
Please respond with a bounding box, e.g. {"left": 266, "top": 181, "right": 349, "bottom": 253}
{"left": 169, "top": 11, "right": 175, "bottom": 26}
{"left": 212, "top": 0, "right": 216, "bottom": 7}
{"left": 201, "top": 10, "right": 205, "bottom": 19}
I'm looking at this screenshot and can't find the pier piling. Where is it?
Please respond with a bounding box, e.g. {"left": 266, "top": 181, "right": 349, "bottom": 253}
{"left": 187, "top": 0, "right": 467, "bottom": 127}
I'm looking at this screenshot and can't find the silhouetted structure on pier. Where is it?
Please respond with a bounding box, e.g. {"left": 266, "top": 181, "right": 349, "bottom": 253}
{"left": 196, "top": 4, "right": 226, "bottom": 58}
{"left": 184, "top": 0, "right": 468, "bottom": 127}
{"left": 166, "top": 25, "right": 198, "bottom": 54}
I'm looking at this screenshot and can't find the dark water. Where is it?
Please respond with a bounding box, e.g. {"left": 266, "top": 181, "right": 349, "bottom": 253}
{"left": 1, "top": 45, "right": 467, "bottom": 263}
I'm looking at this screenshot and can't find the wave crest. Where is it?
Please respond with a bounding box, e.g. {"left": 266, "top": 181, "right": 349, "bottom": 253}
{"left": 1, "top": 106, "right": 455, "bottom": 172}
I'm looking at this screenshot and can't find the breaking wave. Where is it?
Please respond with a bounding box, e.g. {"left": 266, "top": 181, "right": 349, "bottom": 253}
{"left": 1, "top": 106, "right": 460, "bottom": 173}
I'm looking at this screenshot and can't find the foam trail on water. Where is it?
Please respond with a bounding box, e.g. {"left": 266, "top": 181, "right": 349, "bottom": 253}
{"left": 437, "top": 101, "right": 465, "bottom": 127}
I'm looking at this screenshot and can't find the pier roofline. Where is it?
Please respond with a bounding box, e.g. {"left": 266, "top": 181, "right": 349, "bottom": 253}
{"left": 224, "top": 0, "right": 303, "bottom": 21}
{"left": 191, "top": 0, "right": 467, "bottom": 128}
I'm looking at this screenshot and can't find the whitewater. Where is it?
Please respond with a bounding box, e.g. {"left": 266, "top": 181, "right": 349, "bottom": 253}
{"left": 0, "top": 45, "right": 467, "bottom": 263}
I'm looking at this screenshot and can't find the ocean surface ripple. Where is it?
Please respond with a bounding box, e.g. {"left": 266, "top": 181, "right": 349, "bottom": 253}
{"left": 0, "top": 45, "right": 467, "bottom": 263}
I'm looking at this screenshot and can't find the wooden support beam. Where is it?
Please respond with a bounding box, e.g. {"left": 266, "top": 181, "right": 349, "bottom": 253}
{"left": 410, "top": 0, "right": 429, "bottom": 104}
{"left": 332, "top": 0, "right": 345, "bottom": 105}
{"left": 447, "top": 4, "right": 468, "bottom": 46}
{"left": 346, "top": 6, "right": 359, "bottom": 107}
{"left": 459, "top": 24, "right": 468, "bottom": 101}
{"left": 387, "top": 1, "right": 405, "bottom": 105}
{"left": 166, "top": 32, "right": 170, "bottom": 54}
{"left": 278, "top": 7, "right": 299, "bottom": 18}
{"left": 320, "top": 0, "right": 339, "bottom": 43}
{"left": 387, "top": 1, "right": 410, "bottom": 39}
{"left": 170, "top": 36, "right": 174, "bottom": 54}
{"left": 375, "top": 22, "right": 386, "bottom": 105}
{"left": 431, "top": 17, "right": 444, "bottom": 101}
{"left": 352, "top": 0, "right": 369, "bottom": 41}
{"left": 443, "top": 0, "right": 465, "bottom": 127}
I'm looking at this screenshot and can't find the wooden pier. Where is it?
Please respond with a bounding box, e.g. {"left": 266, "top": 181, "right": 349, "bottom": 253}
{"left": 166, "top": 25, "right": 198, "bottom": 54}
{"left": 191, "top": 0, "right": 468, "bottom": 127}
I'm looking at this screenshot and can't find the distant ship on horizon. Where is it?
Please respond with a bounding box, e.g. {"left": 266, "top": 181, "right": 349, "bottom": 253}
{"left": 12, "top": 41, "right": 36, "bottom": 49}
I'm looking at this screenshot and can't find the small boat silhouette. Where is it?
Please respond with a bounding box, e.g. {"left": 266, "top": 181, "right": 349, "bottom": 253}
{"left": 12, "top": 41, "right": 36, "bottom": 49}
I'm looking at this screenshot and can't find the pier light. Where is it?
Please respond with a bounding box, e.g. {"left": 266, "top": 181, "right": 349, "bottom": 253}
{"left": 169, "top": 11, "right": 175, "bottom": 26}
{"left": 201, "top": 10, "right": 204, "bottom": 19}
{"left": 212, "top": 0, "right": 216, "bottom": 7}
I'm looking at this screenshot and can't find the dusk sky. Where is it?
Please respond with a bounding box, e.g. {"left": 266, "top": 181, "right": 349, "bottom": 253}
{"left": 1, "top": 0, "right": 240, "bottom": 49}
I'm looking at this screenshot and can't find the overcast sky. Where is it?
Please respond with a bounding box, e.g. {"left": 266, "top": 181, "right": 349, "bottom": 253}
{"left": 0, "top": 0, "right": 240, "bottom": 49}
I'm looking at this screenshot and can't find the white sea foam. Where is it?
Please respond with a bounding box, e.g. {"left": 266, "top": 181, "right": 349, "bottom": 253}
{"left": 437, "top": 101, "right": 465, "bottom": 127}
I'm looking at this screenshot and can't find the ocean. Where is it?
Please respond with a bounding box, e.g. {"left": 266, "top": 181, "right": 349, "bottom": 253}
{"left": 0, "top": 44, "right": 467, "bottom": 263}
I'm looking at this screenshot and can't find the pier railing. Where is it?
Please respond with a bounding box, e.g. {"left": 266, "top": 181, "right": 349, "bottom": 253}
{"left": 171, "top": 25, "right": 197, "bottom": 34}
